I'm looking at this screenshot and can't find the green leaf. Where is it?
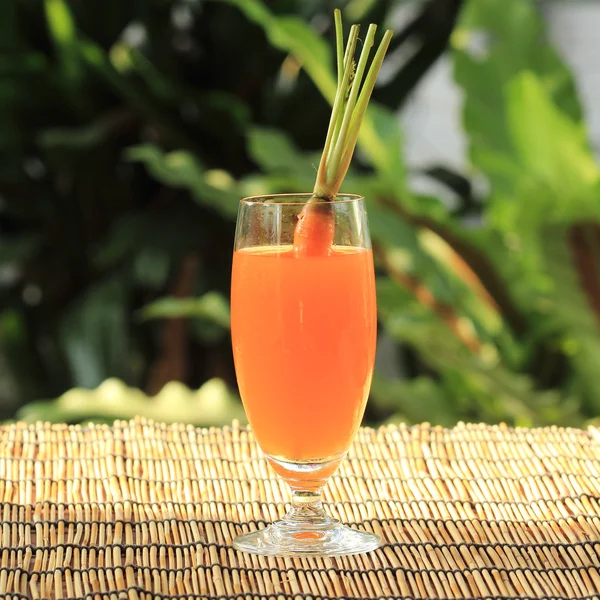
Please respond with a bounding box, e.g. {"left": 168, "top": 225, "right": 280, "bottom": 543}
{"left": 506, "top": 71, "right": 599, "bottom": 215}
{"left": 452, "top": 0, "right": 599, "bottom": 327}
{"left": 37, "top": 109, "right": 133, "bottom": 151}
{"left": 370, "top": 374, "right": 458, "bottom": 427}
{"left": 17, "top": 378, "right": 245, "bottom": 426}
{"left": 247, "top": 127, "right": 319, "bottom": 183}
{"left": 78, "top": 39, "right": 193, "bottom": 148}
{"left": 44, "top": 0, "right": 81, "bottom": 82}
{"left": 60, "top": 277, "right": 129, "bottom": 389}
{"left": 95, "top": 209, "right": 208, "bottom": 290}
{"left": 362, "top": 104, "right": 406, "bottom": 200}
{"left": 125, "top": 145, "right": 239, "bottom": 219}
{"left": 133, "top": 247, "right": 171, "bottom": 289}
{"left": 376, "top": 276, "right": 580, "bottom": 427}
{"left": 453, "top": 0, "right": 583, "bottom": 190}
{"left": 368, "top": 200, "right": 418, "bottom": 253}
{"left": 39, "top": 124, "right": 106, "bottom": 151}
{"left": 369, "top": 201, "right": 515, "bottom": 359}
{"left": 119, "top": 45, "right": 178, "bottom": 99}
{"left": 539, "top": 223, "right": 600, "bottom": 410}
{"left": 222, "top": 0, "right": 335, "bottom": 100}
{"left": 140, "top": 292, "right": 231, "bottom": 345}
{"left": 94, "top": 213, "right": 146, "bottom": 268}
{"left": 202, "top": 91, "right": 251, "bottom": 132}
{"left": 0, "top": 234, "right": 41, "bottom": 265}
{"left": 368, "top": 201, "right": 452, "bottom": 298}
{"left": 140, "top": 292, "right": 230, "bottom": 329}
{"left": 345, "top": 0, "right": 381, "bottom": 22}
{"left": 482, "top": 72, "right": 600, "bottom": 317}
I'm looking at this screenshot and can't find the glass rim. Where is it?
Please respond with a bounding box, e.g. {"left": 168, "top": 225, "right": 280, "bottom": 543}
{"left": 240, "top": 193, "right": 364, "bottom": 206}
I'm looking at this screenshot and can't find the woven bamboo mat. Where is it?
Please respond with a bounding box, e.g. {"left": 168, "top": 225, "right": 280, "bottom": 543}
{"left": 0, "top": 419, "right": 600, "bottom": 599}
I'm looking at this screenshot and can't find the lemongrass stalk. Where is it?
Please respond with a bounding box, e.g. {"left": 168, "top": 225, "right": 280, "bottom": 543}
{"left": 335, "top": 30, "right": 394, "bottom": 185}
{"left": 314, "top": 23, "right": 359, "bottom": 199}
{"left": 347, "top": 30, "right": 393, "bottom": 151}
{"left": 326, "top": 24, "right": 377, "bottom": 183}
{"left": 335, "top": 9, "right": 344, "bottom": 87}
{"left": 294, "top": 10, "right": 392, "bottom": 255}
{"left": 310, "top": 11, "right": 392, "bottom": 202}
{"left": 328, "top": 24, "right": 359, "bottom": 169}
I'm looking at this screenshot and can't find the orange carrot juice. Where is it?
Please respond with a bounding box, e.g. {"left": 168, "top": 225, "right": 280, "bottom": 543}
{"left": 231, "top": 245, "right": 376, "bottom": 469}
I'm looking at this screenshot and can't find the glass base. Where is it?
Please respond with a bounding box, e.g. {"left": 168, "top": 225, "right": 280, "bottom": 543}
{"left": 233, "top": 515, "right": 380, "bottom": 556}
{"left": 266, "top": 452, "right": 345, "bottom": 491}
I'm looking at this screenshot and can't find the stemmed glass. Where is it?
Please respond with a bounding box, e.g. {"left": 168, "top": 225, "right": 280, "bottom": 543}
{"left": 230, "top": 194, "right": 379, "bottom": 556}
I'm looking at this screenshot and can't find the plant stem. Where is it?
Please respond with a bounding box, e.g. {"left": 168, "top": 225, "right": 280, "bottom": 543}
{"left": 335, "top": 9, "right": 344, "bottom": 88}
{"left": 327, "top": 24, "right": 377, "bottom": 185}
{"left": 315, "top": 22, "right": 359, "bottom": 199}
{"left": 312, "top": 11, "right": 392, "bottom": 202}
{"left": 294, "top": 9, "right": 393, "bottom": 254}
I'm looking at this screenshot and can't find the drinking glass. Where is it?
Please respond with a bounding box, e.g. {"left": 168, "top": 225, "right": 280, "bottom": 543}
{"left": 230, "top": 194, "right": 379, "bottom": 556}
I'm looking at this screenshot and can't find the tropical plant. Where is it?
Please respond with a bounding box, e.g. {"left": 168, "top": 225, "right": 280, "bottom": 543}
{"left": 0, "top": 0, "right": 460, "bottom": 422}
{"left": 124, "top": 0, "right": 598, "bottom": 428}
{"left": 2, "top": 0, "right": 599, "bottom": 429}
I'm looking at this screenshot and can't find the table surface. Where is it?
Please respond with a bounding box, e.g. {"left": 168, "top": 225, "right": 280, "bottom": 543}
{"left": 0, "top": 418, "right": 599, "bottom": 599}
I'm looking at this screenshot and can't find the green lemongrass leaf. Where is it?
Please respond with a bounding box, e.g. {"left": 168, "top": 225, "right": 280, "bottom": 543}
{"left": 345, "top": 30, "right": 394, "bottom": 166}
{"left": 344, "top": 60, "right": 356, "bottom": 102}
{"left": 309, "top": 10, "right": 392, "bottom": 202}
{"left": 315, "top": 24, "right": 360, "bottom": 197}
{"left": 327, "top": 24, "right": 377, "bottom": 187}
{"left": 325, "top": 25, "right": 358, "bottom": 160}
{"left": 335, "top": 9, "right": 344, "bottom": 87}
{"left": 330, "top": 26, "right": 360, "bottom": 164}
{"left": 342, "top": 25, "right": 359, "bottom": 72}
{"left": 331, "top": 58, "right": 355, "bottom": 159}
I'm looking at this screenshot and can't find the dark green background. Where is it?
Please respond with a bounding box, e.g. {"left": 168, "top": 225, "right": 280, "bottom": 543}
{"left": 1, "top": 0, "right": 599, "bottom": 429}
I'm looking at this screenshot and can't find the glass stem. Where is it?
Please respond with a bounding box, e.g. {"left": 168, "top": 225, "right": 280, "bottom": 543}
{"left": 285, "top": 489, "right": 328, "bottom": 524}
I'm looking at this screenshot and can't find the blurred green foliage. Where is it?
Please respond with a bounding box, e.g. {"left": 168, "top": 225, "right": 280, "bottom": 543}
{"left": 1, "top": 0, "right": 599, "bottom": 428}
